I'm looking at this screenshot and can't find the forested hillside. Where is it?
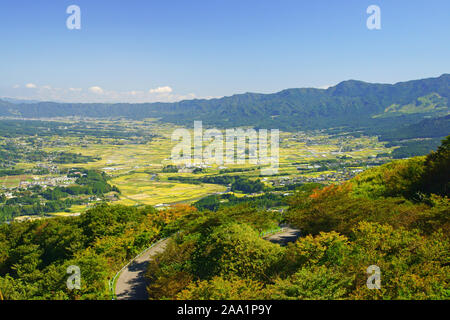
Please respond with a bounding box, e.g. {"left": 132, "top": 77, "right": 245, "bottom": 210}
{"left": 380, "top": 115, "right": 450, "bottom": 141}
{"left": 0, "top": 204, "right": 189, "bottom": 299}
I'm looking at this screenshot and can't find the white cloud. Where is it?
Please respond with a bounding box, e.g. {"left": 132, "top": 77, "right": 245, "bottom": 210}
{"left": 12, "top": 84, "right": 20, "bottom": 89}
{"left": 149, "top": 86, "right": 173, "bottom": 94}
{"left": 2, "top": 83, "right": 201, "bottom": 103}
{"left": 88, "top": 86, "right": 104, "bottom": 94}
{"left": 177, "top": 93, "right": 197, "bottom": 100}
{"left": 317, "top": 84, "right": 335, "bottom": 89}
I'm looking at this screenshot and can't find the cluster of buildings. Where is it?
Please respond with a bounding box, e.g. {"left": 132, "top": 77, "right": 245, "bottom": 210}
{"left": 175, "top": 163, "right": 215, "bottom": 173}
{"left": 18, "top": 176, "right": 76, "bottom": 189}
{"left": 33, "top": 163, "right": 59, "bottom": 174}
{"left": 270, "top": 168, "right": 365, "bottom": 187}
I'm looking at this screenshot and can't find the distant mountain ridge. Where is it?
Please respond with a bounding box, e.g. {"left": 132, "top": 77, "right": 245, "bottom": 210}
{"left": 1, "top": 74, "right": 449, "bottom": 132}
{"left": 0, "top": 97, "right": 43, "bottom": 104}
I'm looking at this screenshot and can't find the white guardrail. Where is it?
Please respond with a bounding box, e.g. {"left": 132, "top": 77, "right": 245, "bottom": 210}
{"left": 108, "top": 237, "right": 168, "bottom": 300}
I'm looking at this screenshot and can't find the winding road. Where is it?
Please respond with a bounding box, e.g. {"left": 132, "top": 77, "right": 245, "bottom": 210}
{"left": 115, "top": 226, "right": 301, "bottom": 300}
{"left": 264, "top": 226, "right": 302, "bottom": 246}
{"left": 115, "top": 238, "right": 170, "bottom": 300}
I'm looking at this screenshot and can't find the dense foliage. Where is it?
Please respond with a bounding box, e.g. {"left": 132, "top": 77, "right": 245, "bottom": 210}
{"left": 194, "top": 193, "right": 287, "bottom": 212}
{"left": 380, "top": 114, "right": 450, "bottom": 141}
{"left": 168, "top": 175, "right": 265, "bottom": 193}
{"left": 0, "top": 204, "right": 186, "bottom": 299}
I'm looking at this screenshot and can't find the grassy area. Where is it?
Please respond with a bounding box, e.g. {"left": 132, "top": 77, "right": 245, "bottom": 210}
{"left": 49, "top": 205, "right": 88, "bottom": 217}
{"left": 111, "top": 172, "right": 227, "bottom": 205}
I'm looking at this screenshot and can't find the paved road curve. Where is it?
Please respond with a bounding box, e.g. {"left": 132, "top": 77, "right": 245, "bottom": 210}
{"left": 264, "top": 226, "right": 301, "bottom": 246}
{"left": 115, "top": 238, "right": 170, "bottom": 300}
{"left": 115, "top": 226, "right": 301, "bottom": 300}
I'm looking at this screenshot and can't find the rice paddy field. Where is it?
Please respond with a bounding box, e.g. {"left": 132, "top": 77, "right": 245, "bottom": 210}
{"left": 2, "top": 119, "right": 396, "bottom": 216}
{"left": 110, "top": 172, "right": 226, "bottom": 206}
{"left": 1, "top": 175, "right": 37, "bottom": 189}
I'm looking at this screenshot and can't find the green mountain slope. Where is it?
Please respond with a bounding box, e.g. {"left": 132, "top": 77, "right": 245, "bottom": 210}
{"left": 381, "top": 114, "right": 450, "bottom": 141}
{"left": 374, "top": 93, "right": 448, "bottom": 118}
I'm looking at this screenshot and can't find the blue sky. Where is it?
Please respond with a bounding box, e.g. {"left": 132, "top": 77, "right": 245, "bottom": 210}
{"left": 1, "top": 0, "right": 449, "bottom": 103}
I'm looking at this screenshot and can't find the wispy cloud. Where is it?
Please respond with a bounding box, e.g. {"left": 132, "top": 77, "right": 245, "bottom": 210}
{"left": 149, "top": 86, "right": 173, "bottom": 94}
{"left": 25, "top": 83, "right": 37, "bottom": 89}
{"left": 88, "top": 86, "right": 104, "bottom": 94}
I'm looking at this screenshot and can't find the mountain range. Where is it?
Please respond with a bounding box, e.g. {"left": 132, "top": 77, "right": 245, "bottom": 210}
{"left": 1, "top": 74, "right": 449, "bottom": 133}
